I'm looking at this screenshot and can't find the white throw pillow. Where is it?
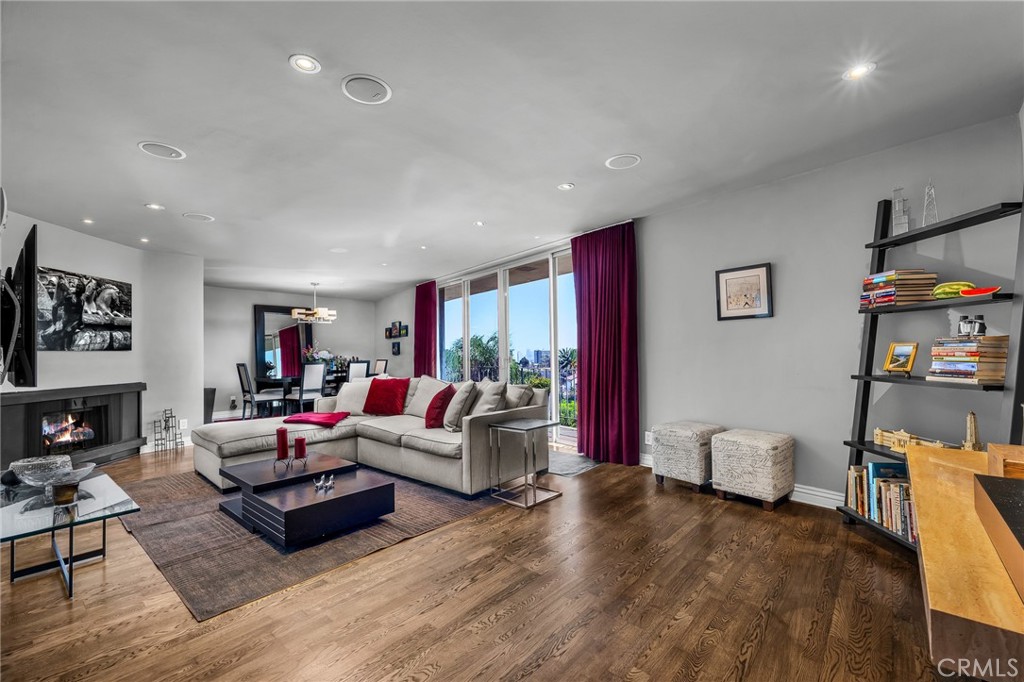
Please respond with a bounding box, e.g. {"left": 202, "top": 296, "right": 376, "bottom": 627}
{"left": 336, "top": 380, "right": 374, "bottom": 416}
{"left": 444, "top": 381, "right": 478, "bottom": 432}
{"left": 469, "top": 380, "right": 507, "bottom": 415}
{"left": 505, "top": 385, "right": 534, "bottom": 409}
{"left": 405, "top": 375, "right": 450, "bottom": 418}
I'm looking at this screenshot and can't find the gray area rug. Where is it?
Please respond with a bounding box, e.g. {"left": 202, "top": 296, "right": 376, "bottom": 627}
{"left": 121, "top": 471, "right": 497, "bottom": 621}
{"left": 547, "top": 451, "right": 602, "bottom": 477}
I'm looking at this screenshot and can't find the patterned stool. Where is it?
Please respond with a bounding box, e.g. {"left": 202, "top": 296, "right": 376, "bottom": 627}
{"left": 711, "top": 429, "right": 794, "bottom": 511}
{"left": 652, "top": 421, "right": 727, "bottom": 491}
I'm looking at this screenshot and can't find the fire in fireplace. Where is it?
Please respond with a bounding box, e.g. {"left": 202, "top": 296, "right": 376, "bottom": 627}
{"left": 41, "top": 408, "right": 105, "bottom": 457}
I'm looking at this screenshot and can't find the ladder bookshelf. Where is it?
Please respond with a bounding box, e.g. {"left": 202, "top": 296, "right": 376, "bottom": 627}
{"left": 838, "top": 198, "right": 1024, "bottom": 550}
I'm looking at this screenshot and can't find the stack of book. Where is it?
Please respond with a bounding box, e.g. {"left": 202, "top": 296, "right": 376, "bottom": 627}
{"left": 847, "top": 462, "right": 918, "bottom": 543}
{"left": 926, "top": 335, "right": 1010, "bottom": 385}
{"left": 860, "top": 269, "right": 938, "bottom": 309}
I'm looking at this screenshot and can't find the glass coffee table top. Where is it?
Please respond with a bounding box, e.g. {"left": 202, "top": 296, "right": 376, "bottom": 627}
{"left": 1, "top": 473, "right": 139, "bottom": 542}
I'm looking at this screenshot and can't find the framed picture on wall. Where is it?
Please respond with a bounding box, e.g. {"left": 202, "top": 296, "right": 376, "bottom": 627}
{"left": 715, "top": 263, "right": 773, "bottom": 321}
{"left": 400, "top": 324, "right": 409, "bottom": 338}
{"left": 385, "top": 327, "right": 392, "bottom": 339}
{"left": 392, "top": 341, "right": 401, "bottom": 356}
{"left": 390, "top": 321, "right": 401, "bottom": 337}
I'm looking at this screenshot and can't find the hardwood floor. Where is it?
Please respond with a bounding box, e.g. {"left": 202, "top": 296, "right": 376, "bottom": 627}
{"left": 1, "top": 448, "right": 954, "bottom": 681}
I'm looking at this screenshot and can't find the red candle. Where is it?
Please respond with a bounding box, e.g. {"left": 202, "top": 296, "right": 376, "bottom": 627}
{"left": 294, "top": 437, "right": 307, "bottom": 460}
{"left": 276, "top": 427, "right": 289, "bottom": 460}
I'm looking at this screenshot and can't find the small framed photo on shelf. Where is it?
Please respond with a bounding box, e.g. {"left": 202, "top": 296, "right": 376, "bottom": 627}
{"left": 391, "top": 341, "right": 401, "bottom": 356}
{"left": 883, "top": 342, "right": 918, "bottom": 374}
{"left": 715, "top": 263, "right": 773, "bottom": 321}
{"left": 400, "top": 324, "right": 409, "bottom": 338}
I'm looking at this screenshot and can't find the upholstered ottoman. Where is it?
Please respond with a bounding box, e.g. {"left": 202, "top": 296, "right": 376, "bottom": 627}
{"left": 711, "top": 429, "right": 794, "bottom": 511}
{"left": 652, "top": 421, "right": 727, "bottom": 491}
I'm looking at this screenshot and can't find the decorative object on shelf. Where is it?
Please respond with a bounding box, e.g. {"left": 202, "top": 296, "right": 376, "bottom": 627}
{"left": 932, "top": 281, "right": 975, "bottom": 299}
{"left": 963, "top": 411, "right": 983, "bottom": 451}
{"left": 154, "top": 409, "right": 184, "bottom": 452}
{"left": 291, "top": 282, "right": 337, "bottom": 324}
{"left": 313, "top": 473, "right": 334, "bottom": 492}
{"left": 714, "top": 263, "right": 772, "bottom": 321}
{"left": 972, "top": 315, "right": 987, "bottom": 336}
{"left": 957, "top": 315, "right": 973, "bottom": 337}
{"left": 960, "top": 286, "right": 1002, "bottom": 298}
{"left": 36, "top": 265, "right": 133, "bottom": 351}
{"left": 392, "top": 341, "right": 400, "bottom": 356}
{"left": 927, "top": 335, "right": 1008, "bottom": 385}
{"left": 891, "top": 187, "right": 910, "bottom": 235}
{"left": 883, "top": 342, "right": 918, "bottom": 374}
{"left": 921, "top": 180, "right": 939, "bottom": 227}
{"left": 302, "top": 341, "right": 332, "bottom": 363}
{"left": 873, "top": 427, "right": 948, "bottom": 454}
{"left": 861, "top": 269, "right": 936, "bottom": 309}
{"left": 8, "top": 456, "right": 96, "bottom": 512}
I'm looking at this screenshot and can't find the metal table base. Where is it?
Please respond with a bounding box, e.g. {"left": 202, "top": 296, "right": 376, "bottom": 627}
{"left": 489, "top": 419, "right": 561, "bottom": 509}
{"left": 8, "top": 519, "right": 107, "bottom": 599}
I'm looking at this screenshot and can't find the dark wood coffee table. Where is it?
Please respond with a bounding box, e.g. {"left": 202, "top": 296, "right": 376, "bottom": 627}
{"left": 218, "top": 455, "right": 394, "bottom": 547}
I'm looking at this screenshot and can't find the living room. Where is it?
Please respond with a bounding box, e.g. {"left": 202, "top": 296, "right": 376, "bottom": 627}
{"left": 2, "top": 2, "right": 1023, "bottom": 680}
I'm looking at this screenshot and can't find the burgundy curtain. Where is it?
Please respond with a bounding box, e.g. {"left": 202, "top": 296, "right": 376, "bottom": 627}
{"left": 572, "top": 221, "right": 640, "bottom": 465}
{"left": 279, "top": 325, "right": 301, "bottom": 378}
{"left": 414, "top": 280, "right": 438, "bottom": 377}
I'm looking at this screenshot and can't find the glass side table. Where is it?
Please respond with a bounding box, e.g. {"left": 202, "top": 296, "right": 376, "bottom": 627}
{"left": 1, "top": 472, "right": 139, "bottom": 598}
{"left": 488, "top": 418, "right": 561, "bottom": 509}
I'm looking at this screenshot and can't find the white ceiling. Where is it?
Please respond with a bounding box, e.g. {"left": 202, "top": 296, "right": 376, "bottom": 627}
{"left": 3, "top": 2, "right": 1022, "bottom": 300}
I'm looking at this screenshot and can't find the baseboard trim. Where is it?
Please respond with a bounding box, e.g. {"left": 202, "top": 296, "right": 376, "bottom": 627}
{"left": 640, "top": 453, "right": 843, "bottom": 510}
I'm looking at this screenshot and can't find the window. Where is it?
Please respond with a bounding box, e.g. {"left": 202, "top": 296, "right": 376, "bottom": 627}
{"left": 468, "top": 273, "right": 500, "bottom": 381}
{"left": 439, "top": 283, "right": 464, "bottom": 382}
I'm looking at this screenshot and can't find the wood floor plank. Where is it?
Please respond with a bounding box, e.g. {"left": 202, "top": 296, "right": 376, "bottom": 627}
{"left": 1, "top": 448, "right": 950, "bottom": 681}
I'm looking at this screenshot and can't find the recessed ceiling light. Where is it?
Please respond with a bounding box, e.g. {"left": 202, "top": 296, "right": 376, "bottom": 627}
{"left": 82, "top": 218, "right": 95, "bottom": 224}
{"left": 342, "top": 74, "right": 393, "bottom": 105}
{"left": 420, "top": 245, "right": 427, "bottom": 250}
{"left": 289, "top": 54, "right": 321, "bottom": 74}
{"left": 329, "top": 247, "right": 349, "bottom": 254}
{"left": 182, "top": 212, "right": 215, "bottom": 222}
{"left": 473, "top": 220, "right": 485, "bottom": 227}
{"left": 842, "top": 62, "right": 877, "bottom": 81}
{"left": 140, "top": 238, "right": 150, "bottom": 243}
{"left": 605, "top": 154, "right": 642, "bottom": 170}
{"left": 381, "top": 263, "right": 388, "bottom": 266}
{"left": 144, "top": 203, "right": 165, "bottom": 211}
{"left": 534, "top": 235, "right": 541, "bottom": 240}
{"left": 557, "top": 183, "right": 575, "bottom": 191}
{"left": 138, "top": 141, "right": 186, "bottom": 160}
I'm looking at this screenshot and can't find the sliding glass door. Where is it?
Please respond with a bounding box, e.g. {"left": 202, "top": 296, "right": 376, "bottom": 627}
{"left": 553, "top": 252, "right": 577, "bottom": 445}
{"left": 507, "top": 259, "right": 551, "bottom": 385}
{"left": 439, "top": 283, "right": 464, "bottom": 382}
{"left": 468, "top": 274, "right": 500, "bottom": 381}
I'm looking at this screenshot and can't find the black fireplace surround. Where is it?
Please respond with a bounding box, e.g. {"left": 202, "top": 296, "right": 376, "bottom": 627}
{"left": 1, "top": 383, "right": 146, "bottom": 468}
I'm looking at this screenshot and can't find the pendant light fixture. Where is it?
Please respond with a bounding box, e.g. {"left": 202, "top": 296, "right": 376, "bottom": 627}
{"left": 291, "top": 282, "right": 337, "bottom": 324}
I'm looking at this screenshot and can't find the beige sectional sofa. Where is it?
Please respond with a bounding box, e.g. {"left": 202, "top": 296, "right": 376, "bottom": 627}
{"left": 190, "top": 377, "right": 550, "bottom": 496}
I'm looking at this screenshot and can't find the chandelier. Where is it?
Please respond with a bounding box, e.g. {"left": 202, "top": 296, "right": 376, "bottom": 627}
{"left": 291, "top": 282, "right": 337, "bottom": 324}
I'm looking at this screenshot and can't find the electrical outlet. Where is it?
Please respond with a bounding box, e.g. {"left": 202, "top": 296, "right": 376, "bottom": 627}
{"left": 230, "top": 395, "right": 236, "bottom": 402}
{"left": 644, "top": 431, "right": 653, "bottom": 445}
{"left": 179, "top": 418, "right": 188, "bottom": 430}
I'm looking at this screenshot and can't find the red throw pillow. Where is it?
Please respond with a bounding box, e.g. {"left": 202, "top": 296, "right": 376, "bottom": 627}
{"left": 425, "top": 384, "right": 457, "bottom": 429}
{"left": 282, "top": 411, "right": 351, "bottom": 426}
{"left": 363, "top": 377, "right": 411, "bottom": 416}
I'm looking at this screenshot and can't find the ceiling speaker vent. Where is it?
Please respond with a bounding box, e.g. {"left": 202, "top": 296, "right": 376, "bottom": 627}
{"left": 342, "top": 74, "right": 392, "bottom": 105}
{"left": 138, "top": 141, "right": 186, "bottom": 160}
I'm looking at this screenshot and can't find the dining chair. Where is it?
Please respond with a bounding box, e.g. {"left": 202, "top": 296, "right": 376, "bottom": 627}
{"left": 348, "top": 360, "right": 370, "bottom": 380}
{"left": 285, "top": 362, "right": 327, "bottom": 413}
{"left": 236, "top": 363, "right": 283, "bottom": 419}
{"left": 371, "top": 359, "right": 388, "bottom": 376}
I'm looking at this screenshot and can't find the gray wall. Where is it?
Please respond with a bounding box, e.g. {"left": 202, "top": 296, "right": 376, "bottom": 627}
{"left": 374, "top": 287, "right": 416, "bottom": 377}
{"left": 203, "top": 285, "right": 376, "bottom": 412}
{"left": 1, "top": 211, "right": 205, "bottom": 443}
{"left": 637, "top": 115, "right": 1023, "bottom": 493}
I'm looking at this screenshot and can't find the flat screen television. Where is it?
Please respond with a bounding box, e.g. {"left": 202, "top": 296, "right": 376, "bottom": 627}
{"left": 2, "top": 224, "right": 38, "bottom": 387}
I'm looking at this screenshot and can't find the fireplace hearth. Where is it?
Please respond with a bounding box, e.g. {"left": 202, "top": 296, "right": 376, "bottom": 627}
{"left": 1, "top": 383, "right": 146, "bottom": 468}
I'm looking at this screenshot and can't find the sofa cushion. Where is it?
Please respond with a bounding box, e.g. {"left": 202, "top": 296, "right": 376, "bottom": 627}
{"left": 425, "top": 384, "right": 456, "bottom": 429}
{"left": 356, "top": 414, "right": 427, "bottom": 446}
{"left": 506, "top": 385, "right": 534, "bottom": 409}
{"left": 363, "top": 377, "right": 411, "bottom": 416}
{"left": 401, "top": 428, "right": 463, "bottom": 459}
{"left": 336, "top": 380, "right": 374, "bottom": 415}
{"left": 190, "top": 416, "right": 369, "bottom": 460}
{"left": 405, "top": 376, "right": 449, "bottom": 417}
{"left": 444, "top": 381, "right": 477, "bottom": 433}
{"left": 404, "top": 377, "right": 421, "bottom": 409}
{"left": 469, "top": 380, "right": 506, "bottom": 415}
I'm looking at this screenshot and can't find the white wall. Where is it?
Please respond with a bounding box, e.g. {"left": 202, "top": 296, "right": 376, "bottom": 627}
{"left": 374, "top": 287, "right": 416, "bottom": 377}
{"left": 203, "top": 285, "right": 376, "bottom": 412}
{"left": 638, "top": 115, "right": 1024, "bottom": 493}
{"left": 0, "top": 212, "right": 205, "bottom": 441}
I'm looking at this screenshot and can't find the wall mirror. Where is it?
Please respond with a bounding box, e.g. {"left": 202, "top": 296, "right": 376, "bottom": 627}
{"left": 253, "top": 305, "right": 312, "bottom": 380}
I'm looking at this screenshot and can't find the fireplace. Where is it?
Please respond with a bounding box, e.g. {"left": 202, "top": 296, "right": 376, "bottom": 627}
{"left": 41, "top": 405, "right": 107, "bottom": 457}
{"left": 1, "top": 383, "right": 146, "bottom": 468}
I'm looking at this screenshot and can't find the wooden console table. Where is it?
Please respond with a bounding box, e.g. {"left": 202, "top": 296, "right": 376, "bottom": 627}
{"left": 906, "top": 445, "right": 1024, "bottom": 679}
